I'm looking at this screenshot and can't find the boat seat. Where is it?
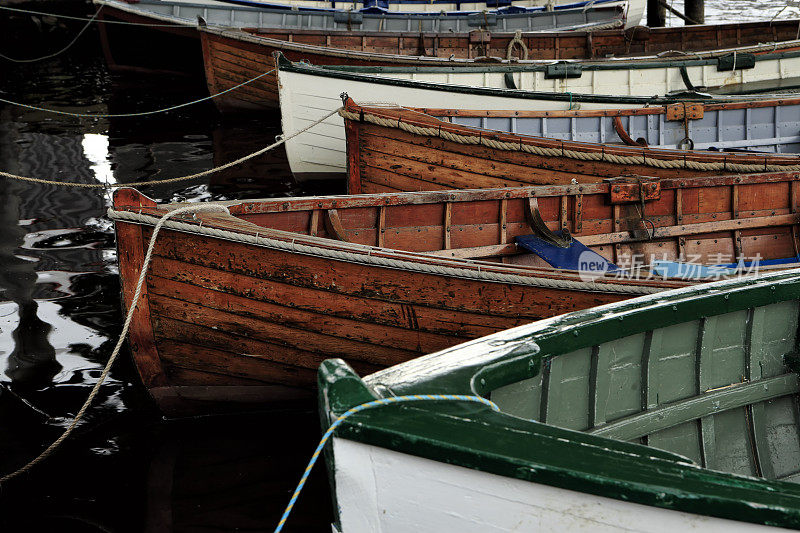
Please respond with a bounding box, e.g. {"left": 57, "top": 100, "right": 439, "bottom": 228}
{"left": 515, "top": 233, "right": 618, "bottom": 274}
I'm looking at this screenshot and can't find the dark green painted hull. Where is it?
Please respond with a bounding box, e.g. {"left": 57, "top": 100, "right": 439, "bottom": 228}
{"left": 320, "top": 270, "right": 800, "bottom": 529}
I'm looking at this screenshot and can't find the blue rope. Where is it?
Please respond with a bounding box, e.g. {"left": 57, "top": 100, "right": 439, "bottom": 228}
{"left": 274, "top": 394, "right": 500, "bottom": 532}
{"left": 0, "top": 69, "right": 276, "bottom": 118}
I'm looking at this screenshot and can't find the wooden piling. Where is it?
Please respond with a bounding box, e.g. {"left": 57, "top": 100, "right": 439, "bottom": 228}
{"left": 685, "top": 0, "right": 704, "bottom": 25}
{"left": 647, "top": 0, "right": 666, "bottom": 27}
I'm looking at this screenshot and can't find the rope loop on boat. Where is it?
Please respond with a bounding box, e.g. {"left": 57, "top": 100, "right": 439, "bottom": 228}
{"left": 339, "top": 109, "right": 800, "bottom": 174}
{"left": 0, "top": 106, "right": 341, "bottom": 188}
{"left": 506, "top": 30, "right": 529, "bottom": 61}
{"left": 0, "top": 4, "right": 103, "bottom": 63}
{"left": 0, "top": 203, "right": 230, "bottom": 485}
{"left": 0, "top": 68, "right": 277, "bottom": 118}
{"left": 274, "top": 393, "right": 500, "bottom": 532}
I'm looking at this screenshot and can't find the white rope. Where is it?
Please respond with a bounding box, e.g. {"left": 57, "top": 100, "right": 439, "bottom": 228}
{"left": 106, "top": 208, "right": 666, "bottom": 296}
{"left": 0, "top": 203, "right": 229, "bottom": 484}
{"left": 0, "top": 4, "right": 104, "bottom": 63}
{"left": 0, "top": 107, "right": 341, "bottom": 188}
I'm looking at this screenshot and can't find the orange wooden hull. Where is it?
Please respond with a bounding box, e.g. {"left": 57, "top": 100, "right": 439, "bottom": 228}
{"left": 111, "top": 176, "right": 800, "bottom": 415}
{"left": 342, "top": 101, "right": 800, "bottom": 193}
{"left": 200, "top": 19, "right": 800, "bottom": 112}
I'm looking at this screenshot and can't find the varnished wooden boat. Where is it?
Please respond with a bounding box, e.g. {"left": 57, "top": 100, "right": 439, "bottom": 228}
{"left": 94, "top": 0, "right": 628, "bottom": 75}
{"left": 342, "top": 98, "right": 800, "bottom": 193}
{"left": 275, "top": 52, "right": 800, "bottom": 181}
{"left": 204, "top": 18, "right": 800, "bottom": 113}
{"left": 110, "top": 173, "right": 800, "bottom": 415}
{"left": 320, "top": 268, "right": 800, "bottom": 531}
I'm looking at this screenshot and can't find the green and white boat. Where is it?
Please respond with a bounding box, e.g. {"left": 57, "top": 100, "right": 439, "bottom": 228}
{"left": 319, "top": 269, "right": 800, "bottom": 531}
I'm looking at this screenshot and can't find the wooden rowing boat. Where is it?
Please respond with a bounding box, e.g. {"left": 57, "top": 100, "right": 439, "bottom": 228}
{"left": 275, "top": 52, "right": 800, "bottom": 180}
{"left": 319, "top": 268, "right": 800, "bottom": 530}
{"left": 215, "top": 0, "right": 641, "bottom": 18}
{"left": 110, "top": 173, "right": 800, "bottom": 415}
{"left": 203, "top": 18, "right": 800, "bottom": 113}
{"left": 94, "top": 0, "right": 629, "bottom": 75}
{"left": 341, "top": 98, "right": 800, "bottom": 193}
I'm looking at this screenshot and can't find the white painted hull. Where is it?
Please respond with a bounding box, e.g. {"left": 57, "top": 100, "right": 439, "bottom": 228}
{"left": 331, "top": 437, "right": 785, "bottom": 532}
{"left": 277, "top": 67, "right": 653, "bottom": 181}
{"left": 277, "top": 49, "right": 798, "bottom": 180}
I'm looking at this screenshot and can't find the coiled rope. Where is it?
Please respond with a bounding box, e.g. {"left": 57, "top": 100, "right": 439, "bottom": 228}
{"left": 0, "top": 68, "right": 276, "bottom": 118}
{"left": 0, "top": 203, "right": 230, "bottom": 485}
{"left": 0, "top": 105, "right": 339, "bottom": 188}
{"left": 0, "top": 4, "right": 184, "bottom": 27}
{"left": 0, "top": 4, "right": 104, "bottom": 63}
{"left": 274, "top": 394, "right": 500, "bottom": 532}
{"left": 339, "top": 109, "right": 800, "bottom": 174}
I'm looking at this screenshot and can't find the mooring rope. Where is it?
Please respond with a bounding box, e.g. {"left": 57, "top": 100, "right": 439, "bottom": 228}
{"left": 339, "top": 109, "right": 800, "bottom": 174}
{"left": 0, "top": 203, "right": 230, "bottom": 485}
{"left": 106, "top": 208, "right": 666, "bottom": 295}
{"left": 0, "top": 4, "right": 184, "bottom": 27}
{"left": 274, "top": 394, "right": 500, "bottom": 532}
{"left": 0, "top": 4, "right": 104, "bottom": 63}
{"left": 0, "top": 68, "right": 277, "bottom": 118}
{"left": 0, "top": 106, "right": 339, "bottom": 188}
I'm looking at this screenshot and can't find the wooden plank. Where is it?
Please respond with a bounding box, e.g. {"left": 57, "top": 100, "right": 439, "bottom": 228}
{"left": 309, "top": 209, "right": 320, "bottom": 237}
{"left": 116, "top": 221, "right": 167, "bottom": 388}
{"left": 560, "top": 195, "right": 569, "bottom": 232}
{"left": 574, "top": 194, "right": 583, "bottom": 233}
{"left": 500, "top": 198, "right": 508, "bottom": 244}
{"left": 697, "top": 316, "right": 718, "bottom": 469}
{"left": 579, "top": 213, "right": 800, "bottom": 246}
{"left": 377, "top": 205, "right": 386, "bottom": 247}
{"left": 590, "top": 373, "right": 800, "bottom": 442}
{"left": 324, "top": 209, "right": 348, "bottom": 241}
{"left": 426, "top": 243, "right": 518, "bottom": 259}
{"left": 745, "top": 307, "right": 777, "bottom": 479}
{"left": 444, "top": 202, "right": 452, "bottom": 250}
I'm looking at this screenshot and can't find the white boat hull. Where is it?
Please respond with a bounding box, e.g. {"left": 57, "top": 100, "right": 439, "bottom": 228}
{"left": 331, "top": 437, "right": 785, "bottom": 532}
{"left": 277, "top": 49, "right": 800, "bottom": 180}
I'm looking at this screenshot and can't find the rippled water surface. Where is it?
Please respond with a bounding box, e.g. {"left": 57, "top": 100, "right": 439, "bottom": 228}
{"left": 0, "top": 1, "right": 798, "bottom": 531}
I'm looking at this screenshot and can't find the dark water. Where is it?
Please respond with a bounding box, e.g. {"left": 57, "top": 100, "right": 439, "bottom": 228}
{"left": 0, "top": 5, "right": 337, "bottom": 531}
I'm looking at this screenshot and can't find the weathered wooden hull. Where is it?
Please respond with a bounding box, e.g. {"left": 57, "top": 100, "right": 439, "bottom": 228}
{"left": 343, "top": 100, "right": 800, "bottom": 193}
{"left": 111, "top": 173, "right": 800, "bottom": 416}
{"left": 320, "top": 269, "right": 800, "bottom": 530}
{"left": 204, "top": 18, "right": 800, "bottom": 113}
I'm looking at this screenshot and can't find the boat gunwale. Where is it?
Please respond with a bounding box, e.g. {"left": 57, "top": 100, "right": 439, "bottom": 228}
{"left": 320, "top": 268, "right": 800, "bottom": 528}
{"left": 345, "top": 99, "right": 800, "bottom": 166}
{"left": 108, "top": 190, "right": 690, "bottom": 291}
{"left": 275, "top": 53, "right": 790, "bottom": 104}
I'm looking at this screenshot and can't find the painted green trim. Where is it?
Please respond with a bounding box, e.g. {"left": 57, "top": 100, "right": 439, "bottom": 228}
{"left": 285, "top": 47, "right": 800, "bottom": 74}
{"left": 588, "top": 373, "right": 800, "bottom": 441}
{"left": 276, "top": 53, "right": 731, "bottom": 105}
{"left": 320, "top": 270, "right": 800, "bottom": 528}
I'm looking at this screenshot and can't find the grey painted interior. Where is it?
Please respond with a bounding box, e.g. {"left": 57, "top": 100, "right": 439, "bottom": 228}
{"left": 449, "top": 103, "right": 800, "bottom": 152}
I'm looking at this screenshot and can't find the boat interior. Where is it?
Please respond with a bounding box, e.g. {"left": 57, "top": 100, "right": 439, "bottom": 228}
{"left": 241, "top": 19, "right": 800, "bottom": 60}
{"left": 413, "top": 98, "right": 800, "bottom": 153}
{"left": 486, "top": 280, "right": 800, "bottom": 483}
{"left": 120, "top": 173, "right": 800, "bottom": 280}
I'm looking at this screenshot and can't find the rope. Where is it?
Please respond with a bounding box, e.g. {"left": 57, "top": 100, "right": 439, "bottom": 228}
{"left": 274, "top": 394, "right": 500, "bottom": 532}
{"left": 0, "top": 203, "right": 230, "bottom": 485}
{"left": 0, "top": 4, "right": 184, "bottom": 27}
{"left": 106, "top": 208, "right": 667, "bottom": 295}
{"left": 0, "top": 4, "right": 104, "bottom": 63}
{"left": 506, "top": 30, "right": 529, "bottom": 61}
{"left": 0, "top": 68, "right": 276, "bottom": 118}
{"left": 0, "top": 106, "right": 339, "bottom": 189}
{"left": 339, "top": 109, "right": 800, "bottom": 174}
